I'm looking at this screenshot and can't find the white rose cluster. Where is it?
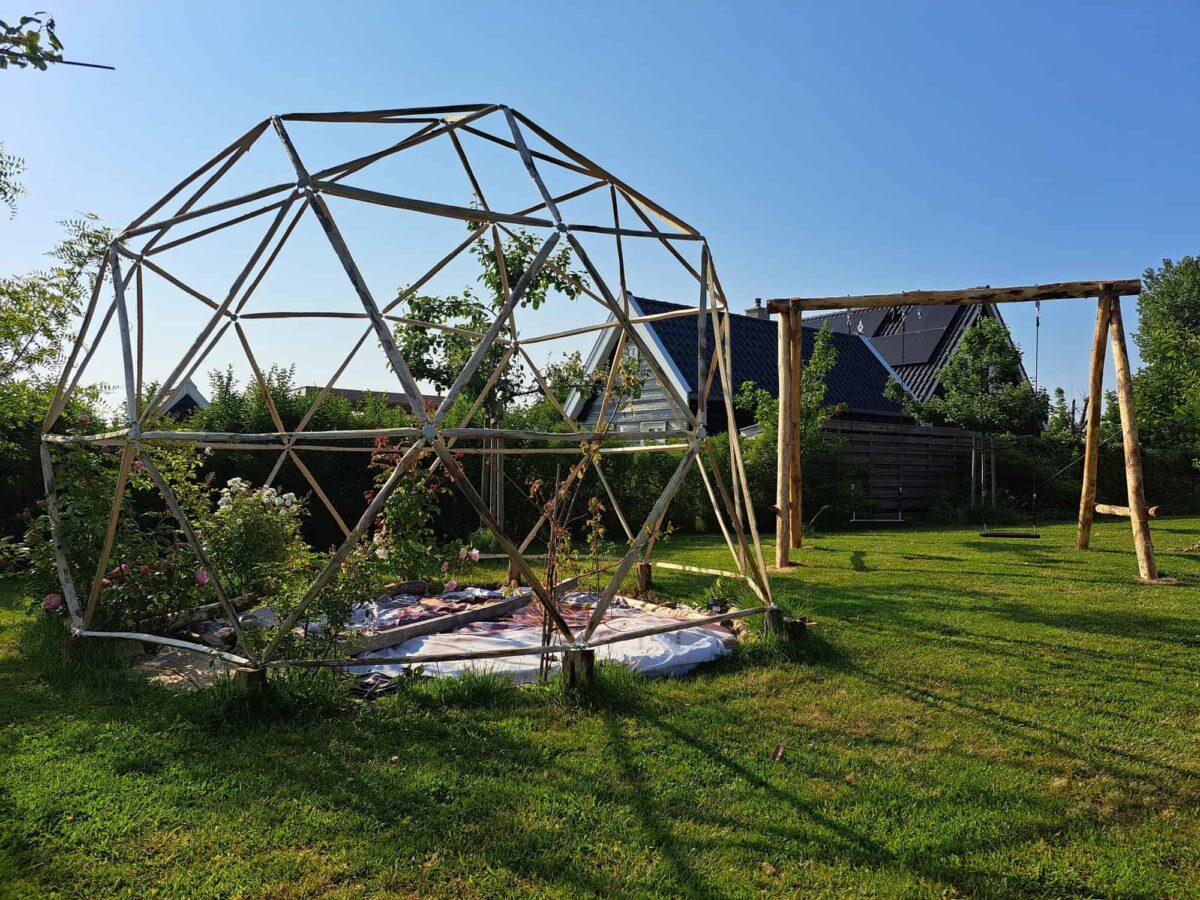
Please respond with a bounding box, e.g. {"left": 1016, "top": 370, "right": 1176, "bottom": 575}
{"left": 217, "top": 478, "right": 297, "bottom": 512}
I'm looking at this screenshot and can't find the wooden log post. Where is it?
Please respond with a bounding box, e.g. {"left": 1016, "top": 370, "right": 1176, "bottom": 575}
{"left": 637, "top": 561, "right": 652, "bottom": 592}
{"left": 231, "top": 666, "right": 267, "bottom": 697}
{"left": 764, "top": 605, "right": 785, "bottom": 637}
{"left": 1108, "top": 298, "right": 1159, "bottom": 581}
{"left": 563, "top": 647, "right": 595, "bottom": 692}
{"left": 1095, "top": 503, "right": 1161, "bottom": 518}
{"left": 1076, "top": 291, "right": 1113, "bottom": 550}
{"left": 775, "top": 311, "right": 792, "bottom": 567}
{"left": 787, "top": 307, "right": 803, "bottom": 548}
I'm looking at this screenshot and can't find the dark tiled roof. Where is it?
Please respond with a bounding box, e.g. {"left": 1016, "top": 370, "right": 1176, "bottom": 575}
{"left": 803, "top": 304, "right": 1004, "bottom": 402}
{"left": 632, "top": 296, "right": 905, "bottom": 415}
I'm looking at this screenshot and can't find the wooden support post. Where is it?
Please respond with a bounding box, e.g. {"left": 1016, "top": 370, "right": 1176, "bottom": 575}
{"left": 970, "top": 439, "right": 977, "bottom": 508}
{"left": 1108, "top": 298, "right": 1158, "bottom": 581}
{"left": 231, "top": 666, "right": 267, "bottom": 697}
{"left": 637, "top": 561, "right": 652, "bottom": 592}
{"left": 989, "top": 437, "right": 997, "bottom": 509}
{"left": 774, "top": 312, "right": 791, "bottom": 567}
{"left": 1076, "top": 291, "right": 1113, "bottom": 549}
{"left": 563, "top": 647, "right": 595, "bottom": 692}
{"left": 764, "top": 606, "right": 785, "bottom": 638}
{"left": 787, "top": 307, "right": 802, "bottom": 547}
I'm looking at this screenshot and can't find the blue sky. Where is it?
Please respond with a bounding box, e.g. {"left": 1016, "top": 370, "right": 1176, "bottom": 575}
{"left": 3, "top": 1, "right": 1198, "bottom": 409}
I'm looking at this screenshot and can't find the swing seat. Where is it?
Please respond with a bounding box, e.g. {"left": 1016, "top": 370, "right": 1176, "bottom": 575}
{"left": 979, "top": 530, "right": 1041, "bottom": 539}
{"left": 852, "top": 514, "right": 904, "bottom": 525}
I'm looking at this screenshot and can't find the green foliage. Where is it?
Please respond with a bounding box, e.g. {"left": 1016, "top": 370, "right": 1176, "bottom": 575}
{"left": 734, "top": 323, "right": 843, "bottom": 522}
{"left": 1043, "top": 386, "right": 1083, "bottom": 446}
{"left": 1131, "top": 257, "right": 1200, "bottom": 455}
{"left": 391, "top": 228, "right": 587, "bottom": 411}
{"left": 370, "top": 442, "right": 479, "bottom": 588}
{"left": 186, "top": 365, "right": 416, "bottom": 548}
{"left": 0, "top": 215, "right": 111, "bottom": 537}
{"left": 200, "top": 478, "right": 312, "bottom": 600}
{"left": 702, "top": 575, "right": 754, "bottom": 609}
{"left": 0, "top": 142, "right": 25, "bottom": 217}
{"left": 0, "top": 214, "right": 111, "bottom": 390}
{"left": 898, "top": 316, "right": 1048, "bottom": 435}
{"left": 0, "top": 12, "right": 63, "bottom": 70}
{"left": 25, "top": 441, "right": 214, "bottom": 628}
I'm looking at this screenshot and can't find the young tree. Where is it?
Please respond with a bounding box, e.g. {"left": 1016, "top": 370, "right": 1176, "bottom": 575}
{"left": 1131, "top": 257, "right": 1200, "bottom": 453}
{"left": 392, "top": 227, "right": 586, "bottom": 411}
{"left": 734, "top": 323, "right": 842, "bottom": 513}
{"left": 0, "top": 215, "right": 110, "bottom": 537}
{"left": 889, "top": 316, "right": 1048, "bottom": 436}
{"left": 0, "top": 214, "right": 110, "bottom": 403}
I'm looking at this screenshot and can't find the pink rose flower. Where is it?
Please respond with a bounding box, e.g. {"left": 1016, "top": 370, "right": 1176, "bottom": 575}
{"left": 441, "top": 561, "right": 450, "bottom": 573}
{"left": 132, "top": 460, "right": 145, "bottom": 472}
{"left": 139, "top": 565, "right": 151, "bottom": 576}
{"left": 100, "top": 577, "right": 111, "bottom": 589}
{"left": 42, "top": 593, "right": 62, "bottom": 612}
{"left": 469, "top": 548, "right": 480, "bottom": 564}
{"left": 194, "top": 569, "right": 209, "bottom": 587}
{"left": 445, "top": 579, "right": 458, "bottom": 592}
{"left": 120, "top": 563, "right": 131, "bottom": 576}
{"left": 77, "top": 413, "right": 91, "bottom": 426}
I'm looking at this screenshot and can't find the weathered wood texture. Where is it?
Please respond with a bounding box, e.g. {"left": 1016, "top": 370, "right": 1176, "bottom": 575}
{"left": 774, "top": 309, "right": 791, "bottom": 567}
{"left": 355, "top": 594, "right": 529, "bottom": 654}
{"left": 1107, "top": 298, "right": 1158, "bottom": 581}
{"left": 769, "top": 279, "right": 1142, "bottom": 313}
{"left": 1076, "top": 292, "right": 1114, "bottom": 549}
{"left": 1095, "top": 503, "right": 1161, "bottom": 519}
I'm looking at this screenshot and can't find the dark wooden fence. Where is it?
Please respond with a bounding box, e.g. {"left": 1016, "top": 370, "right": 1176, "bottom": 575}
{"left": 816, "top": 420, "right": 976, "bottom": 515}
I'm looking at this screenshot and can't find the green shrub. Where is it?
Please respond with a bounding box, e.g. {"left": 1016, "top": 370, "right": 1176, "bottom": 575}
{"left": 201, "top": 477, "right": 311, "bottom": 600}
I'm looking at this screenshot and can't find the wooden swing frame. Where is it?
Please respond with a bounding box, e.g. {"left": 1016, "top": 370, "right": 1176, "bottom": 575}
{"left": 41, "top": 104, "right": 780, "bottom": 675}
{"left": 768, "top": 280, "right": 1164, "bottom": 582}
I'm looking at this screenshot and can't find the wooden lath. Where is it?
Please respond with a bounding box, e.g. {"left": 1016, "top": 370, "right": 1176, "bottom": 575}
{"left": 767, "top": 279, "right": 1142, "bottom": 313}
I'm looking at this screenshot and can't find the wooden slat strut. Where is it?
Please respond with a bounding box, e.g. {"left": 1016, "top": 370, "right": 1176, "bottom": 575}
{"left": 769, "top": 279, "right": 1142, "bottom": 313}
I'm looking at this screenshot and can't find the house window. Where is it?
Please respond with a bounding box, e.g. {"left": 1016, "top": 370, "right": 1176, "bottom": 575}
{"left": 640, "top": 421, "right": 666, "bottom": 433}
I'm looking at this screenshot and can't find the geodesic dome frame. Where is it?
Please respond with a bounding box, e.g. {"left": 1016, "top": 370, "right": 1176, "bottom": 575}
{"left": 40, "top": 103, "right": 775, "bottom": 671}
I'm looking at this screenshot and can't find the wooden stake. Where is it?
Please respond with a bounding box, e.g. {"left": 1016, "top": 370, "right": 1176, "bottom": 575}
{"left": 788, "top": 307, "right": 802, "bottom": 548}
{"left": 1108, "top": 297, "right": 1158, "bottom": 581}
{"left": 775, "top": 310, "right": 791, "bottom": 567}
{"left": 1076, "top": 291, "right": 1113, "bottom": 550}
{"left": 39, "top": 444, "right": 83, "bottom": 626}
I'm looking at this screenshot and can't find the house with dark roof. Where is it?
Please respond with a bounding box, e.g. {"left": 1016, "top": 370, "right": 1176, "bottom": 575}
{"left": 161, "top": 378, "right": 210, "bottom": 419}
{"left": 802, "top": 302, "right": 1022, "bottom": 403}
{"left": 566, "top": 294, "right": 909, "bottom": 435}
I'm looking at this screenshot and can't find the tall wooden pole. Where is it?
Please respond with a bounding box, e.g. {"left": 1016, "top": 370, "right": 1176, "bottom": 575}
{"left": 1108, "top": 298, "right": 1158, "bottom": 581}
{"left": 1076, "top": 291, "right": 1113, "bottom": 549}
{"left": 775, "top": 312, "right": 791, "bottom": 566}
{"left": 788, "top": 307, "right": 803, "bottom": 548}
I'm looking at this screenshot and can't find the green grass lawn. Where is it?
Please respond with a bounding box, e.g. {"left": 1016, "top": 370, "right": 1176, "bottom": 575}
{"left": 2, "top": 517, "right": 1200, "bottom": 898}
